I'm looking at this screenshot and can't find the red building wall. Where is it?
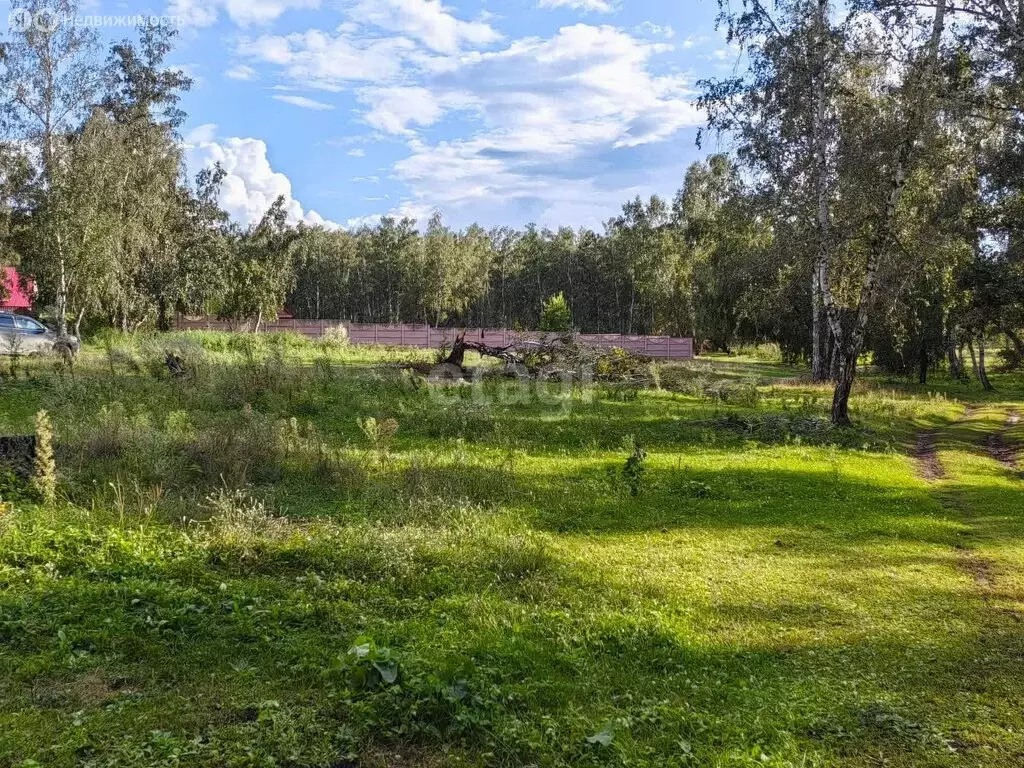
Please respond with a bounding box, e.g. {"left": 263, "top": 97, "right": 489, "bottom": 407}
{"left": 1, "top": 268, "right": 33, "bottom": 310}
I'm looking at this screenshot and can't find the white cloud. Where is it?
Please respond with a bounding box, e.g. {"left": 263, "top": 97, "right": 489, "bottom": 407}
{"left": 436, "top": 25, "right": 700, "bottom": 149}
{"left": 707, "top": 43, "right": 743, "bottom": 64}
{"left": 273, "top": 94, "right": 336, "bottom": 110}
{"left": 327, "top": 135, "right": 371, "bottom": 147}
{"left": 377, "top": 24, "right": 701, "bottom": 225}
{"left": 537, "top": 0, "right": 616, "bottom": 13}
{"left": 185, "top": 123, "right": 219, "bottom": 144}
{"left": 226, "top": 64, "right": 258, "bottom": 80}
{"left": 350, "top": 0, "right": 502, "bottom": 54}
{"left": 230, "top": 19, "right": 700, "bottom": 229}
{"left": 185, "top": 125, "right": 339, "bottom": 230}
{"left": 358, "top": 86, "right": 463, "bottom": 134}
{"left": 169, "top": 0, "right": 321, "bottom": 27}
{"left": 635, "top": 22, "right": 675, "bottom": 39}
{"left": 167, "top": 0, "right": 218, "bottom": 26}
{"left": 302, "top": 209, "right": 338, "bottom": 229}
{"left": 238, "top": 29, "right": 414, "bottom": 88}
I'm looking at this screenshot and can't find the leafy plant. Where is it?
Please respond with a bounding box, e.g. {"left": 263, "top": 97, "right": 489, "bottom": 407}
{"left": 621, "top": 435, "right": 648, "bottom": 497}
{"left": 340, "top": 638, "right": 400, "bottom": 690}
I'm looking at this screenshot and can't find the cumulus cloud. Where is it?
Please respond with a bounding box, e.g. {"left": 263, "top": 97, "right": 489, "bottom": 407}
{"left": 224, "top": 12, "right": 701, "bottom": 229}
{"left": 349, "top": 0, "right": 502, "bottom": 54}
{"left": 537, "top": 0, "right": 616, "bottom": 13}
{"left": 168, "top": 0, "right": 217, "bottom": 27}
{"left": 440, "top": 25, "right": 700, "bottom": 149}
{"left": 169, "top": 0, "right": 320, "bottom": 27}
{"left": 273, "top": 94, "right": 336, "bottom": 110}
{"left": 184, "top": 125, "right": 339, "bottom": 230}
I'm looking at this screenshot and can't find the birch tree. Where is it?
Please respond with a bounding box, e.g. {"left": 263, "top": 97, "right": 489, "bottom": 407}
{"left": 702, "top": 0, "right": 951, "bottom": 424}
{"left": 700, "top": 0, "right": 847, "bottom": 380}
{"left": 821, "top": 0, "right": 948, "bottom": 424}
{"left": 0, "top": 0, "right": 102, "bottom": 337}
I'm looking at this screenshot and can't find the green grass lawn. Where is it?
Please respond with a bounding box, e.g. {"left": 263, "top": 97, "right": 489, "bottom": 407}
{"left": 0, "top": 333, "right": 1021, "bottom": 767}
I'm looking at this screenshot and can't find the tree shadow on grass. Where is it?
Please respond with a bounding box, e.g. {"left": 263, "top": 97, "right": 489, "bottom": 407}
{"left": 3, "top": 515, "right": 1022, "bottom": 768}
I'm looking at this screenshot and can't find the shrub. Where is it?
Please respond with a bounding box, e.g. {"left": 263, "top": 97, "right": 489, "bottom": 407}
{"left": 735, "top": 342, "right": 783, "bottom": 363}
{"left": 103, "top": 337, "right": 141, "bottom": 376}
{"left": 263, "top": 331, "right": 313, "bottom": 351}
{"left": 720, "top": 379, "right": 762, "bottom": 408}
{"left": 657, "top": 362, "right": 716, "bottom": 393}
{"left": 203, "top": 487, "right": 291, "bottom": 556}
{"left": 210, "top": 348, "right": 294, "bottom": 409}
{"left": 358, "top": 416, "right": 399, "bottom": 460}
{"left": 698, "top": 378, "right": 762, "bottom": 408}
{"left": 593, "top": 346, "right": 651, "bottom": 380}
{"left": 78, "top": 403, "right": 132, "bottom": 460}
{"left": 621, "top": 435, "right": 648, "bottom": 497}
{"left": 539, "top": 292, "right": 572, "bottom": 333}
{"left": 320, "top": 324, "right": 349, "bottom": 348}
{"left": 322, "top": 448, "right": 369, "bottom": 496}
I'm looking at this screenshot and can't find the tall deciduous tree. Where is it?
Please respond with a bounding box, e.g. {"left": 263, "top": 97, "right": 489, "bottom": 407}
{"left": 221, "top": 196, "right": 298, "bottom": 331}
{"left": 702, "top": 0, "right": 952, "bottom": 424}
{"left": 0, "top": 0, "right": 102, "bottom": 336}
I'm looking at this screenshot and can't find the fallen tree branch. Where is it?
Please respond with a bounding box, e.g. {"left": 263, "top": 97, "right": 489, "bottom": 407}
{"left": 437, "top": 330, "right": 652, "bottom": 381}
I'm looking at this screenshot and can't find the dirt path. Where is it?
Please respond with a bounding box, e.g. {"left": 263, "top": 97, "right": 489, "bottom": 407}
{"left": 915, "top": 407, "right": 1001, "bottom": 593}
{"left": 913, "top": 429, "right": 945, "bottom": 481}
{"left": 912, "top": 406, "right": 976, "bottom": 483}
{"left": 985, "top": 409, "right": 1021, "bottom": 475}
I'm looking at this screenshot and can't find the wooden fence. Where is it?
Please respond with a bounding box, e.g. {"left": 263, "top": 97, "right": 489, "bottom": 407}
{"left": 175, "top": 317, "right": 695, "bottom": 360}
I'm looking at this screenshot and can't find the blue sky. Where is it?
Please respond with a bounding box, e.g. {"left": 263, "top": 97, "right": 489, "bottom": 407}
{"left": 28, "top": 0, "right": 739, "bottom": 230}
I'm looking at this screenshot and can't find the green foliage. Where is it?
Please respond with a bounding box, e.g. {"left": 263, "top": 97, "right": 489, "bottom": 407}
{"left": 539, "top": 292, "right": 572, "bottom": 332}
{"left": 621, "top": 435, "right": 648, "bottom": 497}
{"left": 219, "top": 197, "right": 299, "bottom": 329}
{"left": 735, "top": 342, "right": 783, "bottom": 363}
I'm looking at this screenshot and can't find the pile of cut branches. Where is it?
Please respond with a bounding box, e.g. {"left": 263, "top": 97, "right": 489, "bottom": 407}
{"left": 436, "top": 331, "right": 652, "bottom": 383}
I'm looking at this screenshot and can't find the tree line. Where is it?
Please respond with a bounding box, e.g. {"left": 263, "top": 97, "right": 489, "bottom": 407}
{"left": 1, "top": 0, "right": 1023, "bottom": 426}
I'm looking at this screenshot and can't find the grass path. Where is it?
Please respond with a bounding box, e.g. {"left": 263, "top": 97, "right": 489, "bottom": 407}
{"left": 914, "top": 404, "right": 1024, "bottom": 761}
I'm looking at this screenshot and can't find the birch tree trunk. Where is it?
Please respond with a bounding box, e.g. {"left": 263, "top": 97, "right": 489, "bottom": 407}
{"left": 811, "top": 0, "right": 831, "bottom": 383}
{"left": 54, "top": 228, "right": 69, "bottom": 338}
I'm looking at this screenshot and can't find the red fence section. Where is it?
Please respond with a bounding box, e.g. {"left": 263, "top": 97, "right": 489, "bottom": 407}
{"left": 175, "top": 317, "right": 695, "bottom": 360}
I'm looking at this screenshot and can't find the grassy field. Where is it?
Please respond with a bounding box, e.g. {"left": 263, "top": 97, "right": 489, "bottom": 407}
{"left": 0, "top": 332, "right": 1021, "bottom": 768}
